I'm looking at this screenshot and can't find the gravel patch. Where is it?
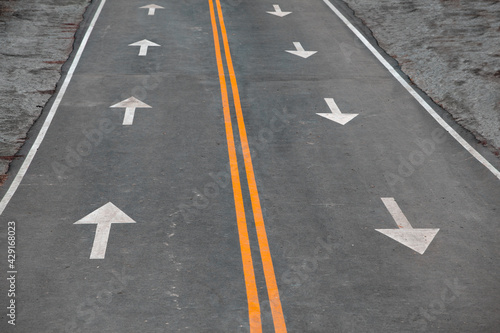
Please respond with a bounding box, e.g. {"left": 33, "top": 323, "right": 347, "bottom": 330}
{"left": 341, "top": 0, "right": 500, "bottom": 153}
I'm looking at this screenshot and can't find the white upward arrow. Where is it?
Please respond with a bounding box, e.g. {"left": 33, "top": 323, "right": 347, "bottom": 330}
{"left": 376, "top": 198, "right": 439, "bottom": 255}
{"left": 110, "top": 97, "right": 151, "bottom": 125}
{"left": 285, "top": 42, "right": 317, "bottom": 59}
{"left": 74, "top": 202, "right": 136, "bottom": 259}
{"left": 140, "top": 4, "right": 165, "bottom": 16}
{"left": 129, "top": 39, "right": 160, "bottom": 56}
{"left": 317, "top": 98, "right": 358, "bottom": 125}
{"left": 267, "top": 5, "right": 291, "bottom": 17}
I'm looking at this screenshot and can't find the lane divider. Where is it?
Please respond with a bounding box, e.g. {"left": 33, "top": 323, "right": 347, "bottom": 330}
{"left": 209, "top": 0, "right": 288, "bottom": 331}
{"left": 208, "top": 1, "right": 262, "bottom": 331}
{"left": 213, "top": 0, "right": 288, "bottom": 331}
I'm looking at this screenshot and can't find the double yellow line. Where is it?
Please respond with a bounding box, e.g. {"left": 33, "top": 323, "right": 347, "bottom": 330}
{"left": 208, "top": 0, "right": 287, "bottom": 332}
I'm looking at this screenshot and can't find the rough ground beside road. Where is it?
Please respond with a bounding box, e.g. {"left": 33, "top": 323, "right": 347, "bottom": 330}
{"left": 342, "top": 0, "right": 500, "bottom": 152}
{"left": 0, "top": 0, "right": 89, "bottom": 183}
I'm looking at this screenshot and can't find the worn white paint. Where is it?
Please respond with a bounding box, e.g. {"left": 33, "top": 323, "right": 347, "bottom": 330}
{"left": 317, "top": 98, "right": 358, "bottom": 125}
{"left": 110, "top": 97, "right": 151, "bottom": 125}
{"left": 129, "top": 39, "right": 160, "bottom": 56}
{"left": 0, "top": 0, "right": 108, "bottom": 216}
{"left": 375, "top": 198, "right": 439, "bottom": 254}
{"left": 322, "top": 0, "right": 500, "bottom": 181}
{"left": 285, "top": 42, "right": 317, "bottom": 58}
{"left": 140, "top": 4, "right": 164, "bottom": 16}
{"left": 74, "top": 202, "right": 136, "bottom": 259}
{"left": 267, "top": 5, "right": 291, "bottom": 17}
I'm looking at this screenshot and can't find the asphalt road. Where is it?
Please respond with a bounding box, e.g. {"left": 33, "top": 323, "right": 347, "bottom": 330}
{"left": 1, "top": 0, "right": 500, "bottom": 332}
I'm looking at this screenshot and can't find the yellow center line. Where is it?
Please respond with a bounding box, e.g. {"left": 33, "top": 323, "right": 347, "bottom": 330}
{"left": 213, "top": 0, "right": 288, "bottom": 332}
{"left": 208, "top": 0, "right": 262, "bottom": 331}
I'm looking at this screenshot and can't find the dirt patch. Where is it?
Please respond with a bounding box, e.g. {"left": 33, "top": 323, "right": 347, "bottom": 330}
{"left": 0, "top": 0, "right": 90, "bottom": 184}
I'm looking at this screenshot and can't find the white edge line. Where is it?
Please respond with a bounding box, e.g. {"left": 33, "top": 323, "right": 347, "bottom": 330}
{"left": 0, "top": 0, "right": 108, "bottom": 216}
{"left": 322, "top": 0, "right": 500, "bottom": 181}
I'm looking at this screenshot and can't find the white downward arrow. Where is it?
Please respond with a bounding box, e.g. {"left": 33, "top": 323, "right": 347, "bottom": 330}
{"left": 317, "top": 98, "right": 358, "bottom": 125}
{"left": 129, "top": 39, "right": 160, "bottom": 56}
{"left": 285, "top": 42, "right": 317, "bottom": 59}
{"left": 267, "top": 5, "right": 291, "bottom": 17}
{"left": 74, "top": 202, "right": 136, "bottom": 259}
{"left": 110, "top": 97, "right": 151, "bottom": 125}
{"left": 140, "top": 4, "right": 165, "bottom": 16}
{"left": 376, "top": 198, "right": 439, "bottom": 255}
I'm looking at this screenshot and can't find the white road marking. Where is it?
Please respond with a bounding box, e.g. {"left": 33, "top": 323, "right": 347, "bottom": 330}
{"left": 110, "top": 97, "right": 151, "bottom": 125}
{"left": 74, "top": 202, "right": 136, "bottom": 259}
{"left": 285, "top": 42, "right": 317, "bottom": 58}
{"left": 140, "top": 4, "right": 164, "bottom": 16}
{"left": 375, "top": 198, "right": 439, "bottom": 255}
{"left": 267, "top": 5, "right": 291, "bottom": 17}
{"left": 322, "top": 0, "right": 500, "bottom": 181}
{"left": 317, "top": 98, "right": 358, "bottom": 125}
{"left": 129, "top": 39, "right": 160, "bottom": 56}
{"left": 380, "top": 197, "right": 412, "bottom": 229}
{"left": 0, "top": 0, "right": 108, "bottom": 216}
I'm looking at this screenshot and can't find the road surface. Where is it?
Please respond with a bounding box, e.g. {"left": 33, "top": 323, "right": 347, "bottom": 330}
{"left": 1, "top": 0, "right": 500, "bottom": 332}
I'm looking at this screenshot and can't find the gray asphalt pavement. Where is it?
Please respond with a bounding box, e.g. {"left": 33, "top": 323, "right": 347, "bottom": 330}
{"left": 1, "top": 0, "right": 500, "bottom": 332}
